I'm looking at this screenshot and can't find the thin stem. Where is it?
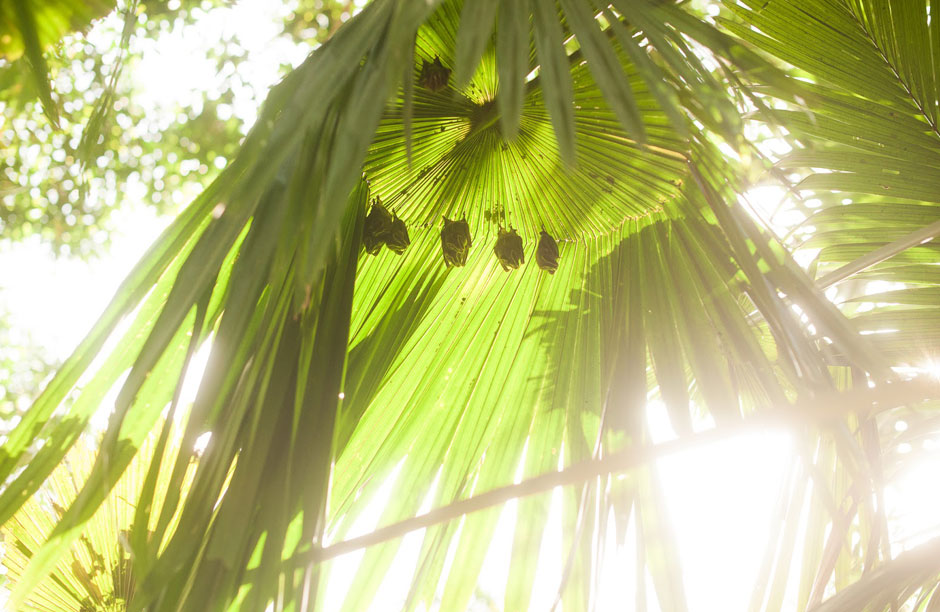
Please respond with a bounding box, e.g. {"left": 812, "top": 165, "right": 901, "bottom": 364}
{"left": 816, "top": 219, "right": 940, "bottom": 289}
{"left": 308, "top": 377, "right": 939, "bottom": 565}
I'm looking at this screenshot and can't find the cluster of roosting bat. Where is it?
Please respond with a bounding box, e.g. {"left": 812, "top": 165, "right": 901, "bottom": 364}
{"left": 374, "top": 57, "right": 558, "bottom": 272}
{"left": 363, "top": 199, "right": 560, "bottom": 274}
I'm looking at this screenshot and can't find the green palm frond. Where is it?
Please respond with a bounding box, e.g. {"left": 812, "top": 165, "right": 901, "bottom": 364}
{"left": 2, "top": 0, "right": 936, "bottom": 611}
{"left": 717, "top": 4, "right": 940, "bottom": 591}
{"left": 720, "top": 0, "right": 940, "bottom": 203}
{"left": 805, "top": 200, "right": 940, "bottom": 365}
{"left": 1, "top": 420, "right": 191, "bottom": 611}
{"left": 722, "top": 0, "right": 940, "bottom": 369}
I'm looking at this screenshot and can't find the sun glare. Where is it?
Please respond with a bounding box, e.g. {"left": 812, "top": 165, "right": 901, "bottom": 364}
{"left": 925, "top": 360, "right": 940, "bottom": 381}
{"left": 886, "top": 454, "right": 940, "bottom": 554}
{"left": 0, "top": 203, "right": 169, "bottom": 363}
{"left": 641, "top": 401, "right": 795, "bottom": 611}
{"left": 308, "top": 411, "right": 795, "bottom": 612}
{"left": 657, "top": 432, "right": 793, "bottom": 610}
{"left": 134, "top": 0, "right": 308, "bottom": 128}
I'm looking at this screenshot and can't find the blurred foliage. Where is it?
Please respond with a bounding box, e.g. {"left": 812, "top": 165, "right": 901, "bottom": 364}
{"left": 0, "top": 0, "right": 115, "bottom": 61}
{"left": 282, "top": 0, "right": 357, "bottom": 45}
{"left": 1, "top": 1, "right": 240, "bottom": 255}
{"left": 0, "top": 313, "right": 56, "bottom": 426}
{"left": 0, "top": 0, "right": 357, "bottom": 257}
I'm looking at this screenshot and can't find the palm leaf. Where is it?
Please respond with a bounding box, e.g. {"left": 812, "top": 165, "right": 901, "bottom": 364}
{"left": 2, "top": 1, "right": 927, "bottom": 610}
{"left": 807, "top": 536, "right": 940, "bottom": 612}
{"left": 316, "top": 14, "right": 890, "bottom": 605}
{"left": 1, "top": 419, "right": 192, "bottom": 611}
{"left": 715, "top": 3, "right": 940, "bottom": 608}
{"left": 722, "top": 0, "right": 940, "bottom": 363}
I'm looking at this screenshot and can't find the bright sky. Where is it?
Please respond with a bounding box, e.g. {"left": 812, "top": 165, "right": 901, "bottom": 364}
{"left": 2, "top": 1, "right": 939, "bottom": 610}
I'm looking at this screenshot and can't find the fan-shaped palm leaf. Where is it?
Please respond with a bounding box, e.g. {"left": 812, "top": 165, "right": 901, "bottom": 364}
{"left": 1, "top": 420, "right": 193, "bottom": 611}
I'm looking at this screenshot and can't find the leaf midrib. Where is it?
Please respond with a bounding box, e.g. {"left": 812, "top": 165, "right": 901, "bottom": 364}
{"left": 841, "top": 0, "right": 940, "bottom": 145}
